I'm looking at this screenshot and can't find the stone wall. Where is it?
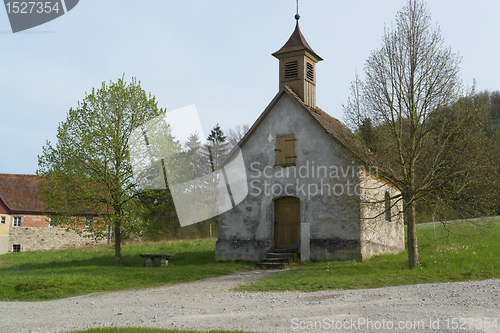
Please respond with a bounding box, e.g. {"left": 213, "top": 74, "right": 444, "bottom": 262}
{"left": 8, "top": 227, "right": 106, "bottom": 253}
{"left": 216, "top": 93, "right": 363, "bottom": 262}
{"left": 359, "top": 172, "right": 405, "bottom": 260}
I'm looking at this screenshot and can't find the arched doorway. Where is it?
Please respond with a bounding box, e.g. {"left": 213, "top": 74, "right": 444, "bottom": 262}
{"left": 274, "top": 197, "right": 300, "bottom": 249}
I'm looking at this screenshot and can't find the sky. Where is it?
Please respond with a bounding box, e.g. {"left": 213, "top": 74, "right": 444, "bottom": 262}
{"left": 1, "top": 1, "right": 499, "bottom": 175}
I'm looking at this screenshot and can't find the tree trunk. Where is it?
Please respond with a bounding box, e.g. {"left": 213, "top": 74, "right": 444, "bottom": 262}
{"left": 114, "top": 225, "right": 121, "bottom": 266}
{"left": 405, "top": 199, "right": 420, "bottom": 267}
{"left": 207, "top": 145, "right": 215, "bottom": 172}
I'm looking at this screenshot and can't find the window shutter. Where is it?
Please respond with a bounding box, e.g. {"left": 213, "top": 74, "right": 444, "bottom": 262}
{"left": 284, "top": 136, "right": 296, "bottom": 164}
{"left": 276, "top": 136, "right": 286, "bottom": 165}
{"left": 276, "top": 135, "right": 296, "bottom": 166}
{"left": 385, "top": 191, "right": 391, "bottom": 222}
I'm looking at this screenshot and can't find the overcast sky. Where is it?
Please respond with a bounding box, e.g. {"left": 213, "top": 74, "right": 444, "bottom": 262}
{"left": 1, "top": 1, "right": 499, "bottom": 175}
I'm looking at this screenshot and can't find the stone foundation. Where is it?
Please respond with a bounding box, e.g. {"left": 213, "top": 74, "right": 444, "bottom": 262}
{"left": 310, "top": 238, "right": 362, "bottom": 261}
{"left": 360, "top": 239, "right": 405, "bottom": 260}
{"left": 7, "top": 227, "right": 106, "bottom": 253}
{"left": 215, "top": 239, "right": 272, "bottom": 262}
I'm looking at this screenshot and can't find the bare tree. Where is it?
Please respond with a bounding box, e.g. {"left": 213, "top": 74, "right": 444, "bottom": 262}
{"left": 342, "top": 0, "right": 491, "bottom": 267}
{"left": 227, "top": 124, "right": 250, "bottom": 147}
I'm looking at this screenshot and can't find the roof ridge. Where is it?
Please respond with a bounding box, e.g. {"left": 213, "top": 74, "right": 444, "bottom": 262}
{"left": 281, "top": 86, "right": 394, "bottom": 179}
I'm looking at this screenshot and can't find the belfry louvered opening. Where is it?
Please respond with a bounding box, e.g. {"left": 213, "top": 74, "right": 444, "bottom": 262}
{"left": 306, "top": 62, "right": 314, "bottom": 81}
{"left": 284, "top": 61, "right": 299, "bottom": 79}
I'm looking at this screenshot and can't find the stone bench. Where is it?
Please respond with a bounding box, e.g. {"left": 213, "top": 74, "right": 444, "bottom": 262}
{"left": 139, "top": 254, "right": 174, "bottom": 267}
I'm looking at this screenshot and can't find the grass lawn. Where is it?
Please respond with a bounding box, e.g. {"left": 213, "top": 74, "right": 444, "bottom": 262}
{"left": 236, "top": 218, "right": 500, "bottom": 292}
{"left": 1, "top": 219, "right": 499, "bottom": 302}
{"left": 0, "top": 238, "right": 255, "bottom": 301}
{"left": 72, "top": 329, "right": 248, "bottom": 333}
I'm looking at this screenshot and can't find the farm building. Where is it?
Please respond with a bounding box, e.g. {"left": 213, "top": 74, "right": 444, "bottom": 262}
{"left": 0, "top": 173, "right": 102, "bottom": 254}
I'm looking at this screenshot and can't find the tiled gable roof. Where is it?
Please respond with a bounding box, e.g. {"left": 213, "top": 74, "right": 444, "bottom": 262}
{"left": 0, "top": 174, "right": 45, "bottom": 213}
{"left": 282, "top": 87, "right": 377, "bottom": 164}
{"left": 229, "top": 86, "right": 393, "bottom": 181}
{"left": 282, "top": 87, "right": 394, "bottom": 178}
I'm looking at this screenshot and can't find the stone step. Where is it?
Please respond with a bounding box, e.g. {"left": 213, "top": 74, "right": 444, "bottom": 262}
{"left": 258, "top": 248, "right": 298, "bottom": 269}
{"left": 260, "top": 257, "right": 292, "bottom": 264}
{"left": 257, "top": 262, "right": 287, "bottom": 269}
{"left": 272, "top": 248, "right": 297, "bottom": 253}
{"left": 266, "top": 252, "right": 295, "bottom": 259}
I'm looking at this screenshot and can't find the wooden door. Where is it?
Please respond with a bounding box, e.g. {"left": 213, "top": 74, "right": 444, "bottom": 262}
{"left": 274, "top": 197, "right": 300, "bottom": 249}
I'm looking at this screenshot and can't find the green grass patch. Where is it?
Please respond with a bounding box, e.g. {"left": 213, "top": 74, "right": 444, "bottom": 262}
{"left": 2, "top": 220, "right": 499, "bottom": 302}
{"left": 0, "top": 239, "right": 255, "bottom": 301}
{"left": 236, "top": 219, "right": 500, "bottom": 292}
{"left": 72, "top": 329, "right": 249, "bottom": 333}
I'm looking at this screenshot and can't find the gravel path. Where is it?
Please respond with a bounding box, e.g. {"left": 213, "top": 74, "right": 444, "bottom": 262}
{"left": 0, "top": 270, "right": 499, "bottom": 333}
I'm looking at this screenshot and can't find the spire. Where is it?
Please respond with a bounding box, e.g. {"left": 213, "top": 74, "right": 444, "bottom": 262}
{"left": 272, "top": 6, "right": 323, "bottom": 108}
{"left": 272, "top": 22, "right": 323, "bottom": 62}
{"left": 272, "top": 0, "right": 322, "bottom": 62}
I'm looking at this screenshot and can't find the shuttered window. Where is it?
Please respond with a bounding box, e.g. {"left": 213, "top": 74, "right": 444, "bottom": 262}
{"left": 276, "top": 135, "right": 296, "bottom": 166}
{"left": 385, "top": 191, "right": 391, "bottom": 222}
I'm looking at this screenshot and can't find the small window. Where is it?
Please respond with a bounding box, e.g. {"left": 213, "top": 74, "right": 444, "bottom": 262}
{"left": 385, "top": 191, "right": 391, "bottom": 222}
{"left": 284, "top": 61, "right": 298, "bottom": 79}
{"left": 13, "top": 216, "right": 21, "bottom": 227}
{"left": 1, "top": 216, "right": 5, "bottom": 224}
{"left": 13, "top": 244, "right": 20, "bottom": 252}
{"left": 276, "top": 135, "right": 296, "bottom": 166}
{"left": 85, "top": 217, "right": 93, "bottom": 227}
{"left": 306, "top": 62, "right": 314, "bottom": 81}
{"left": 49, "top": 217, "right": 57, "bottom": 227}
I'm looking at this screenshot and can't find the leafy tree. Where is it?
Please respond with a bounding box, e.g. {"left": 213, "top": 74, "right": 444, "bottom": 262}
{"left": 358, "top": 118, "right": 378, "bottom": 153}
{"left": 138, "top": 188, "right": 178, "bottom": 241}
{"left": 207, "top": 123, "right": 226, "bottom": 143}
{"left": 204, "top": 124, "right": 230, "bottom": 172}
{"left": 489, "top": 91, "right": 500, "bottom": 127}
{"left": 37, "top": 77, "right": 165, "bottom": 266}
{"left": 185, "top": 132, "right": 202, "bottom": 152}
{"left": 420, "top": 94, "right": 499, "bottom": 218}
{"left": 476, "top": 90, "right": 500, "bottom": 128}
{"left": 184, "top": 133, "right": 204, "bottom": 178}
{"left": 343, "top": 0, "right": 494, "bottom": 267}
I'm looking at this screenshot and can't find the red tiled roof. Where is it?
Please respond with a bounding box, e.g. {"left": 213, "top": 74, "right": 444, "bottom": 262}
{"left": 229, "top": 87, "right": 394, "bottom": 182}
{"left": 0, "top": 174, "right": 45, "bottom": 213}
{"left": 281, "top": 87, "right": 394, "bottom": 177}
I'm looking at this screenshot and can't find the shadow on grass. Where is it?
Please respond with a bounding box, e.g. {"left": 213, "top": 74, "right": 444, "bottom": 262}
{"left": 0, "top": 240, "right": 258, "bottom": 301}
{"left": 0, "top": 250, "right": 225, "bottom": 272}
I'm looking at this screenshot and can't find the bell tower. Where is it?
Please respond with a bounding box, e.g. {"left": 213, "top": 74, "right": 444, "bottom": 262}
{"left": 272, "top": 11, "right": 323, "bottom": 108}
